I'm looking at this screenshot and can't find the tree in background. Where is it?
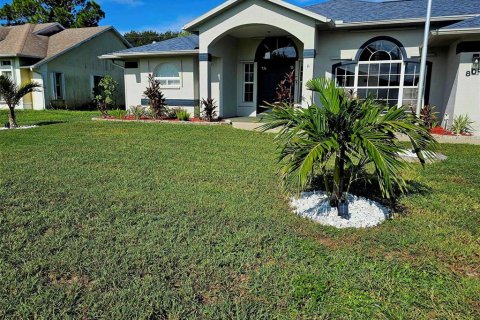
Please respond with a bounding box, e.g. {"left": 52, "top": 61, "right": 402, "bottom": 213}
{"left": 0, "top": 0, "right": 105, "bottom": 28}
{"left": 124, "top": 30, "right": 190, "bottom": 47}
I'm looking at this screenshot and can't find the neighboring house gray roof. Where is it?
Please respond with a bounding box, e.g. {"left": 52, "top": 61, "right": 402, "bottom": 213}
{"left": 109, "top": 35, "right": 199, "bottom": 56}
{"left": 0, "top": 23, "right": 130, "bottom": 67}
{"left": 440, "top": 16, "right": 480, "bottom": 30}
{"left": 305, "top": 0, "right": 480, "bottom": 24}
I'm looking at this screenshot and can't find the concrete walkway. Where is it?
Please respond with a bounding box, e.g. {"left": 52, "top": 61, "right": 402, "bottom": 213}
{"left": 228, "top": 117, "right": 480, "bottom": 145}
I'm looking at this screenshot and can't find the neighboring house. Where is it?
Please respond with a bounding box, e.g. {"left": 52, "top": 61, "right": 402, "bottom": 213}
{"left": 0, "top": 23, "right": 130, "bottom": 110}
{"left": 102, "top": 0, "right": 480, "bottom": 133}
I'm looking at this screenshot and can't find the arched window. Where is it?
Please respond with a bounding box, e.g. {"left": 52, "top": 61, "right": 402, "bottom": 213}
{"left": 334, "top": 38, "right": 423, "bottom": 107}
{"left": 154, "top": 63, "right": 180, "bottom": 87}
{"left": 359, "top": 39, "right": 403, "bottom": 61}
{"left": 255, "top": 37, "right": 298, "bottom": 61}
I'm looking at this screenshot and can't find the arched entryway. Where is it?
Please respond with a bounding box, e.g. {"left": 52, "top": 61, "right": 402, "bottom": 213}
{"left": 255, "top": 37, "right": 298, "bottom": 113}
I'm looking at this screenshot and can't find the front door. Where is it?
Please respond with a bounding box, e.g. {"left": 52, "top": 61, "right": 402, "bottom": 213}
{"left": 257, "top": 60, "right": 296, "bottom": 112}
{"left": 255, "top": 37, "right": 298, "bottom": 114}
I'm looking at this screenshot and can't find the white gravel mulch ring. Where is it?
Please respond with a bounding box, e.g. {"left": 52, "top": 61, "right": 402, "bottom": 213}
{"left": 398, "top": 149, "right": 447, "bottom": 163}
{"left": 0, "top": 125, "right": 38, "bottom": 131}
{"left": 290, "top": 191, "right": 390, "bottom": 229}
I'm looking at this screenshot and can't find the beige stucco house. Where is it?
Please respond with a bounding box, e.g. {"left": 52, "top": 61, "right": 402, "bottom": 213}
{"left": 103, "top": 0, "right": 480, "bottom": 133}
{"left": 0, "top": 23, "right": 130, "bottom": 110}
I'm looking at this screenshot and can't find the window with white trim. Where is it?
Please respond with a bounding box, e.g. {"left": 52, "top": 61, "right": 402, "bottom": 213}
{"left": 1, "top": 70, "right": 12, "bottom": 78}
{"left": 52, "top": 72, "right": 64, "bottom": 99}
{"left": 154, "top": 63, "right": 181, "bottom": 87}
{"left": 243, "top": 63, "right": 254, "bottom": 103}
{"left": 334, "top": 39, "right": 423, "bottom": 107}
{"left": 0, "top": 60, "right": 13, "bottom": 81}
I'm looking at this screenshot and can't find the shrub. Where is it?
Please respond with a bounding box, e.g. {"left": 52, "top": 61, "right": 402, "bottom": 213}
{"left": 194, "top": 105, "right": 201, "bottom": 118}
{"left": 451, "top": 114, "right": 474, "bottom": 135}
{"left": 111, "top": 108, "right": 127, "bottom": 119}
{"left": 94, "top": 75, "right": 118, "bottom": 117}
{"left": 176, "top": 109, "right": 190, "bottom": 121}
{"left": 166, "top": 107, "right": 182, "bottom": 119}
{"left": 276, "top": 69, "right": 295, "bottom": 104}
{"left": 201, "top": 98, "right": 217, "bottom": 122}
{"left": 260, "top": 77, "right": 437, "bottom": 215}
{"left": 144, "top": 74, "right": 167, "bottom": 119}
{"left": 145, "top": 107, "right": 157, "bottom": 119}
{"left": 411, "top": 105, "right": 438, "bottom": 129}
{"left": 129, "top": 105, "right": 145, "bottom": 120}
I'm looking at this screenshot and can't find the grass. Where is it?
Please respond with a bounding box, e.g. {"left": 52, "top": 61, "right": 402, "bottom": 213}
{"left": 0, "top": 110, "right": 479, "bottom": 319}
{"left": 0, "top": 109, "right": 97, "bottom": 126}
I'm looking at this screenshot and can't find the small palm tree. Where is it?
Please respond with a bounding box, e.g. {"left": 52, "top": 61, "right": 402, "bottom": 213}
{"left": 0, "top": 75, "right": 41, "bottom": 128}
{"left": 260, "top": 77, "right": 437, "bottom": 215}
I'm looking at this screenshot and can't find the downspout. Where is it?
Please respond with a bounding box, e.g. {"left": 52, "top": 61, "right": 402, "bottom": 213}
{"left": 110, "top": 59, "right": 125, "bottom": 69}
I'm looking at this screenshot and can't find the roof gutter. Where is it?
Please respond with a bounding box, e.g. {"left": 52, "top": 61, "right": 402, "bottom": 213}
{"left": 334, "top": 14, "right": 480, "bottom": 28}
{"left": 99, "top": 50, "right": 199, "bottom": 59}
{"left": 0, "top": 53, "right": 44, "bottom": 59}
{"left": 432, "top": 28, "right": 480, "bottom": 35}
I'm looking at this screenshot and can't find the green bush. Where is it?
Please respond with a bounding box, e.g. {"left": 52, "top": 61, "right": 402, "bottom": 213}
{"left": 451, "top": 114, "right": 475, "bottom": 135}
{"left": 176, "top": 109, "right": 190, "bottom": 121}
{"left": 111, "top": 108, "right": 127, "bottom": 119}
{"left": 94, "top": 75, "right": 118, "bottom": 117}
{"left": 194, "top": 105, "right": 201, "bottom": 118}
{"left": 167, "top": 107, "right": 182, "bottom": 119}
{"left": 128, "top": 105, "right": 145, "bottom": 120}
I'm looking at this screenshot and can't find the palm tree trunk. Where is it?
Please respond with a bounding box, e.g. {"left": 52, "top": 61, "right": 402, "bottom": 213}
{"left": 8, "top": 106, "right": 17, "bottom": 128}
{"left": 331, "top": 149, "right": 345, "bottom": 209}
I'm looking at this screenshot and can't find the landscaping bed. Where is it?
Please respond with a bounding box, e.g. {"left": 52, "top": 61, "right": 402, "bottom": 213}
{"left": 92, "top": 116, "right": 232, "bottom": 125}
{"left": 430, "top": 125, "right": 473, "bottom": 136}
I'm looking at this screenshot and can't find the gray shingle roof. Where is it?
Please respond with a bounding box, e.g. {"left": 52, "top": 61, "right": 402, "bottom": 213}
{"left": 106, "top": 0, "right": 480, "bottom": 56}
{"left": 113, "top": 34, "right": 199, "bottom": 55}
{"left": 0, "top": 23, "right": 126, "bottom": 67}
{"left": 441, "top": 16, "right": 480, "bottom": 30}
{"left": 305, "top": 0, "right": 480, "bottom": 24}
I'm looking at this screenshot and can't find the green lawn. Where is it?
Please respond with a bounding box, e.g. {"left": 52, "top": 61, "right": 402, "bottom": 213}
{"left": 0, "top": 111, "right": 479, "bottom": 319}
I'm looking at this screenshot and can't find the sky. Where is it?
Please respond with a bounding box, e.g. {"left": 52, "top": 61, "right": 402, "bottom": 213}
{"left": 0, "top": 0, "right": 326, "bottom": 34}
{"left": 95, "top": 0, "right": 323, "bottom": 34}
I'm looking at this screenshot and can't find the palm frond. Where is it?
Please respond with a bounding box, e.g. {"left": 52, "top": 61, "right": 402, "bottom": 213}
{"left": 0, "top": 75, "right": 16, "bottom": 105}
{"left": 0, "top": 76, "right": 41, "bottom": 109}
{"left": 16, "top": 81, "right": 41, "bottom": 102}
{"left": 263, "top": 77, "right": 438, "bottom": 206}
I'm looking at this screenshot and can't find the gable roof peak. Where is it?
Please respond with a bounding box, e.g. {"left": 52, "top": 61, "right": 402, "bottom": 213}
{"left": 184, "top": 0, "right": 330, "bottom": 31}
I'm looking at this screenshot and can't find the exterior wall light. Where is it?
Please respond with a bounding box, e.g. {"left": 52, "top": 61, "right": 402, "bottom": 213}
{"left": 473, "top": 54, "right": 480, "bottom": 70}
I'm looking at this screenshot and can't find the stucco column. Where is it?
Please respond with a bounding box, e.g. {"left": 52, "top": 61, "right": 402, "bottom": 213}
{"left": 31, "top": 70, "right": 46, "bottom": 110}
{"left": 199, "top": 53, "right": 212, "bottom": 101}
{"left": 302, "top": 49, "right": 316, "bottom": 107}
